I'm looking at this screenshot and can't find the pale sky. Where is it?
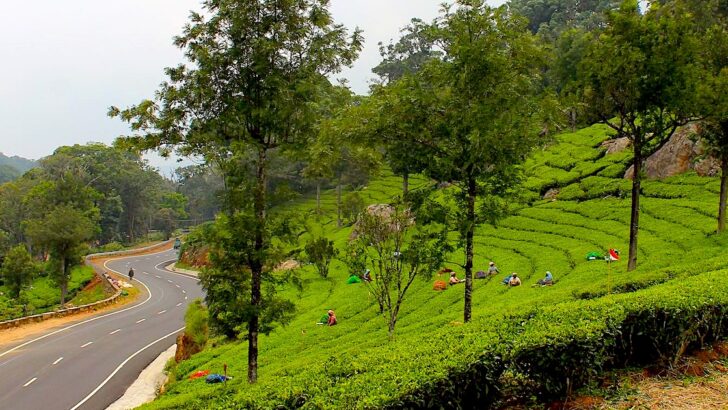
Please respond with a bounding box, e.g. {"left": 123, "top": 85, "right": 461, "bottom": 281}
{"left": 0, "top": 0, "right": 505, "bottom": 170}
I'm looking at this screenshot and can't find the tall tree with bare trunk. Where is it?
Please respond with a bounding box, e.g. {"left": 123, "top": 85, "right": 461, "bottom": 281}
{"left": 110, "top": 0, "right": 361, "bottom": 383}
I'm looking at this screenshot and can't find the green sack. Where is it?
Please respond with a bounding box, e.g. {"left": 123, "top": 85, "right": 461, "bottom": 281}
{"left": 347, "top": 275, "right": 362, "bottom": 284}
{"left": 586, "top": 251, "right": 604, "bottom": 261}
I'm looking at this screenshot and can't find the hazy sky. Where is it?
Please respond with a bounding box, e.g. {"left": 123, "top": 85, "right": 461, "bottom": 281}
{"left": 0, "top": 0, "right": 504, "bottom": 170}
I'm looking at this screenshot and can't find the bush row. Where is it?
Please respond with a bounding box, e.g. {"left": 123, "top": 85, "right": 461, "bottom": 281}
{"left": 143, "top": 266, "right": 728, "bottom": 410}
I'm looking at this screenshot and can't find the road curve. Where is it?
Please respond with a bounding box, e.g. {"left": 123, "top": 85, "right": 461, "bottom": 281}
{"left": 0, "top": 249, "right": 204, "bottom": 410}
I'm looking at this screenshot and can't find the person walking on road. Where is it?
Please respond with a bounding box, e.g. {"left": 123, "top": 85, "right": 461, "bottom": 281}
{"left": 128, "top": 267, "right": 135, "bottom": 281}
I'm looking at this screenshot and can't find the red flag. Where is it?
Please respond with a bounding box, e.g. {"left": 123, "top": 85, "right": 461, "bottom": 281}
{"left": 608, "top": 249, "right": 620, "bottom": 261}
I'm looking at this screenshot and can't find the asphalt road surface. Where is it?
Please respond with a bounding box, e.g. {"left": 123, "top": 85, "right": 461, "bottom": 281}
{"left": 0, "top": 249, "right": 203, "bottom": 410}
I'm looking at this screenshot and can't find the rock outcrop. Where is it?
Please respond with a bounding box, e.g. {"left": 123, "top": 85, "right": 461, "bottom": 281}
{"left": 601, "top": 137, "right": 631, "bottom": 154}
{"left": 179, "top": 244, "right": 210, "bottom": 268}
{"left": 175, "top": 333, "right": 203, "bottom": 362}
{"left": 543, "top": 188, "right": 560, "bottom": 201}
{"left": 624, "top": 123, "right": 721, "bottom": 179}
{"left": 349, "top": 204, "right": 413, "bottom": 241}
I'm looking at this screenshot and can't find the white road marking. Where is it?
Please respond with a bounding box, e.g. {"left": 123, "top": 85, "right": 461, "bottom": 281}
{"left": 136, "top": 319, "right": 146, "bottom": 324}
{"left": 184, "top": 296, "right": 188, "bottom": 300}
{"left": 157, "top": 310, "right": 167, "bottom": 315}
{"left": 175, "top": 284, "right": 181, "bottom": 288}
{"left": 23, "top": 377, "right": 37, "bottom": 387}
{"left": 81, "top": 342, "right": 93, "bottom": 348}
{"left": 182, "top": 290, "right": 186, "bottom": 294}
{"left": 52, "top": 357, "right": 63, "bottom": 365}
{"left": 176, "top": 303, "right": 182, "bottom": 307}
{"left": 143, "top": 271, "right": 149, "bottom": 275}
{"left": 69, "top": 327, "right": 184, "bottom": 410}
{"left": 0, "top": 256, "right": 154, "bottom": 361}
{"left": 155, "top": 275, "right": 161, "bottom": 279}
{"left": 109, "top": 329, "right": 121, "bottom": 335}
{"left": 153, "top": 261, "right": 201, "bottom": 282}
{"left": 167, "top": 280, "right": 173, "bottom": 283}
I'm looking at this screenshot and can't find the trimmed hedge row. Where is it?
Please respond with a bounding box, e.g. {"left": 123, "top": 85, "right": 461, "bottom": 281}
{"left": 142, "top": 267, "right": 728, "bottom": 410}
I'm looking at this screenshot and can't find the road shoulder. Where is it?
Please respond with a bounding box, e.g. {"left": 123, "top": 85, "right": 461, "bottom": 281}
{"left": 106, "top": 344, "right": 177, "bottom": 410}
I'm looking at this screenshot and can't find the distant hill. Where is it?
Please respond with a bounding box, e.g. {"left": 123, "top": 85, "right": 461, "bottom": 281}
{"left": 0, "top": 153, "right": 36, "bottom": 183}
{"left": 0, "top": 153, "right": 36, "bottom": 173}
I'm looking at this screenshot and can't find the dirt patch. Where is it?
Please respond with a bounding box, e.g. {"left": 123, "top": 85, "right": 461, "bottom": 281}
{"left": 80, "top": 275, "right": 102, "bottom": 292}
{"left": 563, "top": 342, "right": 728, "bottom": 410}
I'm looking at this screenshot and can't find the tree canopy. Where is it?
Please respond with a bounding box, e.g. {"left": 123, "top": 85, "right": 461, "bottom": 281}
{"left": 110, "top": 0, "right": 362, "bottom": 383}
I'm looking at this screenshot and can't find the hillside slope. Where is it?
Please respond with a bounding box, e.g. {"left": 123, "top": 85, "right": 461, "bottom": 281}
{"left": 144, "top": 124, "right": 728, "bottom": 409}
{"left": 0, "top": 153, "right": 36, "bottom": 183}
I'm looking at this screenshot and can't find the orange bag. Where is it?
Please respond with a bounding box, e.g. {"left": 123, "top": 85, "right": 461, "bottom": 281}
{"left": 433, "top": 280, "right": 447, "bottom": 291}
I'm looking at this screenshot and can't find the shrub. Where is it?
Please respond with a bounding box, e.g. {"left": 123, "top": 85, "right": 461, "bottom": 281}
{"left": 341, "top": 192, "right": 365, "bottom": 225}
{"left": 185, "top": 299, "right": 209, "bottom": 347}
{"left": 0, "top": 245, "right": 36, "bottom": 298}
{"left": 304, "top": 237, "right": 336, "bottom": 278}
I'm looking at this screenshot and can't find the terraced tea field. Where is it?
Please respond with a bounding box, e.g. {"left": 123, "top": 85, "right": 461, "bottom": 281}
{"left": 144, "top": 124, "right": 728, "bottom": 409}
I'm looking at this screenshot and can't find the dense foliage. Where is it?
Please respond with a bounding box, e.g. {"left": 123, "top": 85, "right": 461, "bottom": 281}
{"left": 140, "top": 123, "right": 728, "bottom": 409}
{"left": 0, "top": 144, "right": 184, "bottom": 311}
{"left": 112, "top": 0, "right": 363, "bottom": 382}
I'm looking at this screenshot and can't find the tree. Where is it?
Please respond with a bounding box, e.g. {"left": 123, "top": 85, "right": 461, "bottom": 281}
{"left": 25, "top": 206, "right": 96, "bottom": 305}
{"left": 156, "top": 192, "right": 188, "bottom": 240}
{"left": 371, "top": 19, "right": 440, "bottom": 196}
{"left": 508, "top": 0, "right": 621, "bottom": 38}
{"left": 373, "top": 19, "right": 441, "bottom": 85}
{"left": 304, "top": 84, "right": 380, "bottom": 219}
{"left": 54, "top": 144, "right": 168, "bottom": 244}
{"left": 693, "top": 0, "right": 728, "bottom": 233}
{"left": 176, "top": 165, "right": 224, "bottom": 221}
{"left": 341, "top": 191, "right": 365, "bottom": 225}
{"left": 1, "top": 245, "right": 35, "bottom": 298}
{"left": 304, "top": 237, "right": 336, "bottom": 278}
{"left": 308, "top": 112, "right": 381, "bottom": 227}
{"left": 110, "top": 0, "right": 361, "bottom": 383}
{"left": 346, "top": 206, "right": 447, "bottom": 337}
{"left": 379, "top": 2, "right": 549, "bottom": 323}
{"left": 199, "top": 211, "right": 297, "bottom": 340}
{"left": 23, "top": 153, "right": 99, "bottom": 305}
{"left": 0, "top": 177, "right": 36, "bottom": 246}
{"left": 578, "top": 0, "right": 700, "bottom": 270}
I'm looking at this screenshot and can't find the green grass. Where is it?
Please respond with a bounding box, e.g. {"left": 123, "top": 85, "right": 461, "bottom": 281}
{"left": 68, "top": 278, "right": 107, "bottom": 306}
{"left": 0, "top": 265, "right": 96, "bottom": 321}
{"left": 142, "top": 123, "right": 728, "bottom": 409}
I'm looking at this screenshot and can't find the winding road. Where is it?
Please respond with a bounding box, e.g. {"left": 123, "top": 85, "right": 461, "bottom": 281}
{"left": 0, "top": 248, "right": 203, "bottom": 410}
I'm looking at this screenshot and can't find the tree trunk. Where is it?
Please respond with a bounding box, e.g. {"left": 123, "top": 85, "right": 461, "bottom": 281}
{"left": 248, "top": 148, "right": 267, "bottom": 384}
{"left": 60, "top": 258, "right": 68, "bottom": 306}
{"left": 316, "top": 181, "right": 321, "bottom": 214}
{"left": 628, "top": 141, "right": 642, "bottom": 271}
{"left": 719, "top": 158, "right": 728, "bottom": 233}
{"left": 464, "top": 177, "right": 476, "bottom": 323}
{"left": 388, "top": 309, "right": 398, "bottom": 338}
{"left": 402, "top": 172, "right": 409, "bottom": 197}
{"left": 336, "top": 179, "right": 342, "bottom": 228}
{"left": 128, "top": 214, "right": 135, "bottom": 243}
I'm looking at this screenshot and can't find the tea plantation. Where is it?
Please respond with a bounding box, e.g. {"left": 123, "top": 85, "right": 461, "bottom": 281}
{"left": 144, "top": 124, "right": 728, "bottom": 409}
